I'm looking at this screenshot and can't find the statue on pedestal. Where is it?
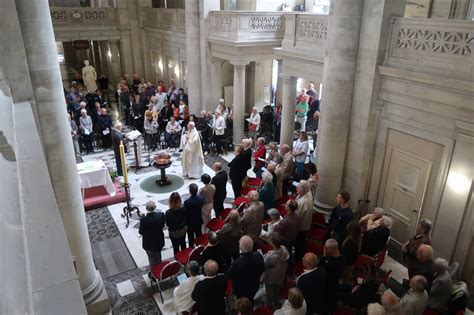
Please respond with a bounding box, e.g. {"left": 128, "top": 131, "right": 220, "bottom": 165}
{"left": 82, "top": 60, "right": 97, "bottom": 92}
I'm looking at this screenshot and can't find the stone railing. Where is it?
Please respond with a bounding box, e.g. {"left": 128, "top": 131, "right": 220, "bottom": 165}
{"left": 144, "top": 8, "right": 186, "bottom": 33}
{"left": 281, "top": 13, "right": 328, "bottom": 58}
{"left": 50, "top": 7, "right": 118, "bottom": 26}
{"left": 209, "top": 11, "right": 285, "bottom": 42}
{"left": 386, "top": 17, "right": 474, "bottom": 80}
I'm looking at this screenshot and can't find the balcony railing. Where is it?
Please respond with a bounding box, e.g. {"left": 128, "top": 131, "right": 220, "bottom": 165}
{"left": 385, "top": 17, "right": 474, "bottom": 80}
{"left": 50, "top": 7, "right": 118, "bottom": 26}
{"left": 209, "top": 11, "right": 285, "bottom": 43}
{"left": 144, "top": 8, "right": 186, "bottom": 33}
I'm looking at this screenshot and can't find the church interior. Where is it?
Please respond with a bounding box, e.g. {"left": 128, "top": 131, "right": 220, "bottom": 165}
{"left": 0, "top": 0, "right": 473, "bottom": 314}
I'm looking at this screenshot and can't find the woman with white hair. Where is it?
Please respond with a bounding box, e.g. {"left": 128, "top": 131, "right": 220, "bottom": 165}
{"left": 253, "top": 137, "right": 267, "bottom": 178}
{"left": 361, "top": 215, "right": 392, "bottom": 256}
{"left": 260, "top": 208, "right": 281, "bottom": 243}
{"left": 247, "top": 107, "right": 261, "bottom": 143}
{"left": 259, "top": 171, "right": 276, "bottom": 212}
{"left": 359, "top": 207, "right": 385, "bottom": 232}
{"left": 182, "top": 121, "right": 204, "bottom": 179}
{"left": 426, "top": 258, "right": 453, "bottom": 312}
{"left": 79, "top": 108, "right": 93, "bottom": 153}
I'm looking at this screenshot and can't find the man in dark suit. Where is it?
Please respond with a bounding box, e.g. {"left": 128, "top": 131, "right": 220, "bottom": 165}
{"left": 184, "top": 183, "right": 204, "bottom": 247}
{"left": 242, "top": 138, "right": 252, "bottom": 172}
{"left": 192, "top": 260, "right": 227, "bottom": 315}
{"left": 211, "top": 162, "right": 228, "bottom": 218}
{"left": 198, "top": 232, "right": 224, "bottom": 271}
{"left": 296, "top": 252, "right": 327, "bottom": 315}
{"left": 325, "top": 191, "right": 354, "bottom": 242}
{"left": 227, "top": 235, "right": 264, "bottom": 302}
{"left": 111, "top": 122, "right": 127, "bottom": 176}
{"left": 138, "top": 200, "right": 165, "bottom": 279}
{"left": 318, "top": 238, "right": 345, "bottom": 312}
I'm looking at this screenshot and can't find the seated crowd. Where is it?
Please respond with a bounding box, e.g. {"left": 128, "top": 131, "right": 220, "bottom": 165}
{"left": 137, "top": 131, "right": 461, "bottom": 315}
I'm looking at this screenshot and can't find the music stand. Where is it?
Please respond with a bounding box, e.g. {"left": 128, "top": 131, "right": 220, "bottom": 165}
{"left": 126, "top": 130, "right": 146, "bottom": 173}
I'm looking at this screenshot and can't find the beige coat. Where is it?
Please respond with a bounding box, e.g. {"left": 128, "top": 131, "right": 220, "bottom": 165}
{"left": 241, "top": 201, "right": 264, "bottom": 242}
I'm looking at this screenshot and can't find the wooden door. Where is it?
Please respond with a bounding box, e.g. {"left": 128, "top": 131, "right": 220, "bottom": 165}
{"left": 382, "top": 148, "right": 432, "bottom": 246}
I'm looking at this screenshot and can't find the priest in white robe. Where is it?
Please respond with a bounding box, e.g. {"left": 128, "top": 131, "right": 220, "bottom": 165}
{"left": 182, "top": 121, "right": 204, "bottom": 179}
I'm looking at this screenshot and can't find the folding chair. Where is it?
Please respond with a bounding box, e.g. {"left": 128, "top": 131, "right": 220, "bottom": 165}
{"left": 150, "top": 260, "right": 182, "bottom": 302}
{"left": 206, "top": 218, "right": 225, "bottom": 232}
{"left": 175, "top": 245, "right": 204, "bottom": 265}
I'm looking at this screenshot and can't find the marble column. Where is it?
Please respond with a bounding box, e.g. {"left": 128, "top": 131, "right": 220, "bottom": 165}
{"left": 109, "top": 40, "right": 122, "bottom": 87}
{"left": 315, "top": 0, "right": 364, "bottom": 208}
{"left": 231, "top": 61, "right": 249, "bottom": 144}
{"left": 210, "top": 57, "right": 223, "bottom": 112}
{"left": 279, "top": 75, "right": 297, "bottom": 148}
{"left": 185, "top": 0, "right": 202, "bottom": 115}
{"left": 275, "top": 59, "right": 283, "bottom": 105}
{"left": 15, "top": 0, "right": 109, "bottom": 312}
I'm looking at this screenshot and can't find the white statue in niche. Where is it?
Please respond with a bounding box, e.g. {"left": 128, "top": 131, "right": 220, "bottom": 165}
{"left": 82, "top": 60, "right": 97, "bottom": 92}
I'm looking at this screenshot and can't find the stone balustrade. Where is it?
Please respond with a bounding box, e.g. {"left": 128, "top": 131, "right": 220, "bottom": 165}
{"left": 385, "top": 17, "right": 474, "bottom": 81}
{"left": 50, "top": 7, "right": 118, "bottom": 26}
{"left": 144, "top": 8, "right": 186, "bottom": 33}
{"left": 209, "top": 11, "right": 285, "bottom": 42}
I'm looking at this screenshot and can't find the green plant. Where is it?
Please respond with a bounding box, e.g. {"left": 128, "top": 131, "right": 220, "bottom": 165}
{"left": 109, "top": 168, "right": 118, "bottom": 182}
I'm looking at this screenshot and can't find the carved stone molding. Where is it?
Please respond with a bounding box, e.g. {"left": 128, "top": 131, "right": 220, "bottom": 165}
{"left": 250, "top": 16, "right": 283, "bottom": 31}
{"left": 297, "top": 19, "right": 328, "bottom": 40}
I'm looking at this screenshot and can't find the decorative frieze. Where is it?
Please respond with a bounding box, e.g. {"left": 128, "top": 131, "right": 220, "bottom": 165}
{"left": 297, "top": 19, "right": 328, "bottom": 40}
{"left": 250, "top": 16, "right": 283, "bottom": 31}
{"left": 50, "top": 7, "right": 117, "bottom": 25}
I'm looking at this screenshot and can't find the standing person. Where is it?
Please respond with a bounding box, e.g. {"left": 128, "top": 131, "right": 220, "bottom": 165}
{"left": 280, "top": 144, "right": 294, "bottom": 196}
{"left": 184, "top": 184, "right": 204, "bottom": 247}
{"left": 196, "top": 110, "right": 211, "bottom": 154}
{"left": 292, "top": 131, "right": 309, "bottom": 179}
{"left": 182, "top": 122, "right": 204, "bottom": 179}
{"left": 165, "top": 192, "right": 187, "bottom": 254}
{"left": 131, "top": 74, "right": 141, "bottom": 95}
{"left": 325, "top": 191, "right": 354, "bottom": 243}
{"left": 139, "top": 201, "right": 165, "bottom": 279}
{"left": 120, "top": 86, "right": 131, "bottom": 125}
{"left": 143, "top": 110, "right": 159, "bottom": 151}
{"left": 111, "top": 122, "right": 126, "bottom": 176}
{"left": 318, "top": 238, "right": 345, "bottom": 312}
{"left": 253, "top": 137, "right": 267, "bottom": 178}
{"left": 97, "top": 108, "right": 112, "bottom": 149}
{"left": 211, "top": 162, "right": 228, "bottom": 218}
{"left": 242, "top": 138, "right": 253, "bottom": 173}
{"left": 211, "top": 110, "right": 225, "bottom": 155}
{"left": 192, "top": 260, "right": 227, "bottom": 315}
{"left": 199, "top": 174, "right": 215, "bottom": 228}
{"left": 296, "top": 253, "right": 327, "bottom": 315}
{"left": 165, "top": 116, "right": 182, "bottom": 149}
{"left": 173, "top": 261, "right": 204, "bottom": 314}
{"left": 154, "top": 87, "right": 168, "bottom": 110}
{"left": 68, "top": 114, "right": 80, "bottom": 155}
{"left": 247, "top": 107, "right": 260, "bottom": 143}
{"left": 228, "top": 145, "right": 248, "bottom": 199}
{"left": 227, "top": 235, "right": 265, "bottom": 302}
{"left": 306, "top": 162, "right": 319, "bottom": 199}
{"left": 274, "top": 200, "right": 300, "bottom": 261}
{"left": 217, "top": 210, "right": 242, "bottom": 267}
{"left": 241, "top": 191, "right": 265, "bottom": 244}
{"left": 131, "top": 94, "right": 144, "bottom": 133}
{"left": 294, "top": 180, "right": 313, "bottom": 261}
{"left": 341, "top": 221, "right": 361, "bottom": 283}
{"left": 295, "top": 95, "right": 309, "bottom": 131}
{"left": 402, "top": 218, "right": 433, "bottom": 278}
{"left": 79, "top": 109, "right": 93, "bottom": 154}
{"left": 262, "top": 234, "right": 289, "bottom": 310}
{"left": 258, "top": 171, "right": 275, "bottom": 212}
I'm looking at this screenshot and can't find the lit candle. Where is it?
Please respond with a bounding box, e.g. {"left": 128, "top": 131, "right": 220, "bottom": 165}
{"left": 119, "top": 141, "right": 128, "bottom": 184}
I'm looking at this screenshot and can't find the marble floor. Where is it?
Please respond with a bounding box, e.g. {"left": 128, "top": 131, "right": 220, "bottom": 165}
{"left": 82, "top": 146, "right": 473, "bottom": 314}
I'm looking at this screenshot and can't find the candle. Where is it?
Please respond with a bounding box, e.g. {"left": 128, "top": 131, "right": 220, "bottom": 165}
{"left": 119, "top": 141, "right": 128, "bottom": 184}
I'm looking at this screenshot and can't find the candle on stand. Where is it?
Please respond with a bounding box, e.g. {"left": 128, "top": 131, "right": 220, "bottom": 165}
{"left": 119, "top": 141, "right": 128, "bottom": 184}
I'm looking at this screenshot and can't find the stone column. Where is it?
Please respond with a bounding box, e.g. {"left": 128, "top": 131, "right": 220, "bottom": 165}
{"left": 210, "top": 57, "right": 223, "bottom": 112}
{"left": 109, "top": 40, "right": 122, "bottom": 87}
{"left": 315, "top": 0, "right": 364, "bottom": 208}
{"left": 15, "top": 0, "right": 109, "bottom": 312}
{"left": 279, "top": 75, "right": 297, "bottom": 148}
{"left": 231, "top": 61, "right": 249, "bottom": 144}
{"left": 185, "top": 0, "right": 202, "bottom": 115}
{"left": 275, "top": 59, "right": 283, "bottom": 105}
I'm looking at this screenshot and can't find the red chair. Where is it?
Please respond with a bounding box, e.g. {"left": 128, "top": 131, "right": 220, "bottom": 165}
{"left": 175, "top": 245, "right": 204, "bottom": 265}
{"left": 353, "top": 255, "right": 375, "bottom": 279}
{"left": 194, "top": 233, "right": 209, "bottom": 246}
{"left": 278, "top": 194, "right": 295, "bottom": 205}
{"left": 218, "top": 208, "right": 232, "bottom": 220}
{"left": 293, "top": 260, "right": 305, "bottom": 277}
{"left": 206, "top": 218, "right": 225, "bottom": 231}
{"left": 381, "top": 269, "right": 392, "bottom": 285}
{"left": 241, "top": 186, "right": 256, "bottom": 196}
{"left": 247, "top": 177, "right": 262, "bottom": 187}
{"left": 307, "top": 226, "right": 325, "bottom": 241}
{"left": 304, "top": 242, "right": 324, "bottom": 257}
{"left": 374, "top": 248, "right": 387, "bottom": 269}
{"left": 279, "top": 280, "right": 295, "bottom": 299}
{"left": 276, "top": 204, "right": 288, "bottom": 217}
{"left": 150, "top": 260, "right": 182, "bottom": 302}
{"left": 257, "top": 241, "right": 273, "bottom": 254}
{"left": 253, "top": 306, "right": 273, "bottom": 315}
{"left": 224, "top": 279, "right": 233, "bottom": 312}
{"left": 233, "top": 196, "right": 250, "bottom": 206}
{"left": 312, "top": 211, "right": 326, "bottom": 226}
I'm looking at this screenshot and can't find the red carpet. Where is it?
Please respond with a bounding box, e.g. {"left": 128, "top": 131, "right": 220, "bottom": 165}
{"left": 83, "top": 180, "right": 127, "bottom": 211}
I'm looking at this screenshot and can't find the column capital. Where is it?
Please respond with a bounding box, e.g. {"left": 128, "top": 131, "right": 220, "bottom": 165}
{"left": 230, "top": 59, "right": 250, "bottom": 67}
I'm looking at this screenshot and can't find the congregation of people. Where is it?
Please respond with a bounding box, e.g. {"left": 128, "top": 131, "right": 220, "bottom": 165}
{"left": 68, "top": 73, "right": 465, "bottom": 315}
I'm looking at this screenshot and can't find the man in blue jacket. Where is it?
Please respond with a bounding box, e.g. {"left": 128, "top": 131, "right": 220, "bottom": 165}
{"left": 139, "top": 200, "right": 165, "bottom": 279}
{"left": 325, "top": 191, "right": 354, "bottom": 242}
{"left": 184, "top": 183, "right": 204, "bottom": 247}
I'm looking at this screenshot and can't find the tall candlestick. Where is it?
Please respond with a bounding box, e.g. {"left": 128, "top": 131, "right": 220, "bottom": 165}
{"left": 119, "top": 141, "right": 128, "bottom": 184}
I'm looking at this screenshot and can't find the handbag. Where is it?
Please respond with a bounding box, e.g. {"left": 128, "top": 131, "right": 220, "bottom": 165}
{"left": 248, "top": 123, "right": 257, "bottom": 132}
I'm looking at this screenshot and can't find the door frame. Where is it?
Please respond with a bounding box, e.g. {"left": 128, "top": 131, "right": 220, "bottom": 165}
{"left": 367, "top": 112, "right": 454, "bottom": 239}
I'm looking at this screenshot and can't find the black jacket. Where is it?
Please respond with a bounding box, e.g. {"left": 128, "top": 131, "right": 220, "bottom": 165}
{"left": 228, "top": 154, "right": 247, "bottom": 181}
{"left": 296, "top": 267, "right": 327, "bottom": 314}
{"left": 184, "top": 195, "right": 204, "bottom": 227}
{"left": 211, "top": 170, "right": 228, "bottom": 201}
{"left": 198, "top": 245, "right": 224, "bottom": 270}
{"left": 361, "top": 226, "right": 390, "bottom": 256}
{"left": 227, "top": 252, "right": 264, "bottom": 300}
{"left": 112, "top": 130, "right": 126, "bottom": 156}
{"left": 138, "top": 212, "right": 165, "bottom": 251}
{"left": 327, "top": 206, "right": 354, "bottom": 242}
{"left": 243, "top": 148, "right": 252, "bottom": 171}
{"left": 318, "top": 256, "right": 345, "bottom": 311}
{"left": 192, "top": 274, "right": 227, "bottom": 315}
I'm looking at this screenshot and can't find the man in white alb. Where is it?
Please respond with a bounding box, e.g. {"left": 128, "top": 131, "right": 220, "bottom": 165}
{"left": 182, "top": 121, "right": 204, "bottom": 179}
